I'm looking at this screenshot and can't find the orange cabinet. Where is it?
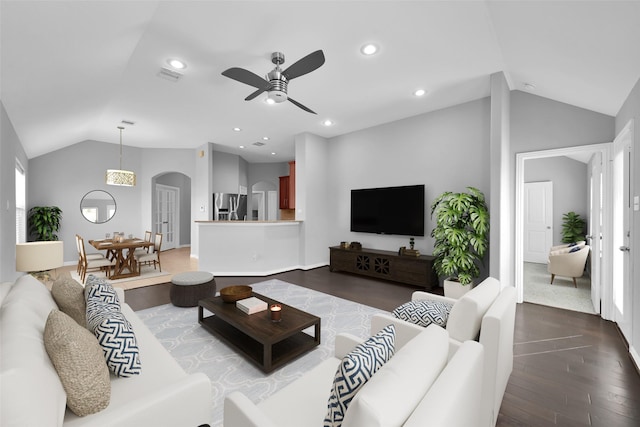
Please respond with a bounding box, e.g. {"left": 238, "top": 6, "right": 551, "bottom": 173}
{"left": 279, "top": 161, "right": 296, "bottom": 209}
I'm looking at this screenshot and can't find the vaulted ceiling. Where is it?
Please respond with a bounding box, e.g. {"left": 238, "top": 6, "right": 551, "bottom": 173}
{"left": 2, "top": 1, "right": 640, "bottom": 163}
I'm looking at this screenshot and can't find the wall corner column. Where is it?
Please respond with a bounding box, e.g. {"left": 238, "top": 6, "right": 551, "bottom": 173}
{"left": 489, "top": 72, "right": 512, "bottom": 285}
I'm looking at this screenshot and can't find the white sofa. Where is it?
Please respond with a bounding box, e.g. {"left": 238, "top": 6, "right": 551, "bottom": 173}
{"left": 372, "top": 277, "right": 517, "bottom": 427}
{"left": 0, "top": 274, "right": 212, "bottom": 427}
{"left": 224, "top": 322, "right": 484, "bottom": 427}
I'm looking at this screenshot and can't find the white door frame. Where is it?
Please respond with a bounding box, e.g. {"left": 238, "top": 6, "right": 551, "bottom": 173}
{"left": 515, "top": 143, "right": 612, "bottom": 319}
{"left": 611, "top": 119, "right": 634, "bottom": 339}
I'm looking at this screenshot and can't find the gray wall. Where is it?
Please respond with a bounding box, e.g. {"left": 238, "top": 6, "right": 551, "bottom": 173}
{"left": 0, "top": 102, "right": 29, "bottom": 282}
{"left": 326, "top": 97, "right": 492, "bottom": 270}
{"left": 525, "top": 156, "right": 589, "bottom": 245}
{"left": 28, "top": 140, "right": 144, "bottom": 263}
{"left": 614, "top": 77, "right": 640, "bottom": 366}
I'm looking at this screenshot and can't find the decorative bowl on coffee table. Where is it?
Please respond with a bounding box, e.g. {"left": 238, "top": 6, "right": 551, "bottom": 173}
{"left": 220, "top": 285, "right": 252, "bottom": 303}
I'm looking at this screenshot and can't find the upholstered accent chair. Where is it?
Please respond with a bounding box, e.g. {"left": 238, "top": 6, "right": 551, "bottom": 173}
{"left": 548, "top": 244, "right": 590, "bottom": 288}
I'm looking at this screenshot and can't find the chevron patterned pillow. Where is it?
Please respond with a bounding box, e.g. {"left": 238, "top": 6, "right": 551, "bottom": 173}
{"left": 84, "top": 275, "right": 120, "bottom": 306}
{"left": 392, "top": 300, "right": 453, "bottom": 328}
{"left": 92, "top": 308, "right": 142, "bottom": 377}
{"left": 324, "top": 324, "right": 395, "bottom": 427}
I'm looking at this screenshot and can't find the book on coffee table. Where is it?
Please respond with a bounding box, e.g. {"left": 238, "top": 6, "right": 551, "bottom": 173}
{"left": 236, "top": 296, "right": 268, "bottom": 314}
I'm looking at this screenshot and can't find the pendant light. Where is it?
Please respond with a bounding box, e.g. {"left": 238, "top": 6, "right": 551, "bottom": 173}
{"left": 105, "top": 126, "right": 136, "bottom": 187}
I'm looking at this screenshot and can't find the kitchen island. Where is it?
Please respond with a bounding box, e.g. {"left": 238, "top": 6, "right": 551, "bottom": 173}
{"left": 195, "top": 220, "right": 302, "bottom": 276}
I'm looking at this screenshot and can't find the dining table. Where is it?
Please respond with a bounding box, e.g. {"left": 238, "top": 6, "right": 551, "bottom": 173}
{"left": 88, "top": 238, "right": 154, "bottom": 280}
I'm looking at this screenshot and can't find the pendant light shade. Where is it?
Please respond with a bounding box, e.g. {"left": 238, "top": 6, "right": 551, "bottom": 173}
{"left": 106, "top": 126, "right": 136, "bottom": 187}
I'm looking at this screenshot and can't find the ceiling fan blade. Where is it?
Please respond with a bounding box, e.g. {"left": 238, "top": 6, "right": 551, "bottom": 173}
{"left": 221, "top": 67, "right": 271, "bottom": 90}
{"left": 245, "top": 87, "right": 271, "bottom": 101}
{"left": 288, "top": 97, "right": 317, "bottom": 114}
{"left": 282, "top": 50, "right": 325, "bottom": 80}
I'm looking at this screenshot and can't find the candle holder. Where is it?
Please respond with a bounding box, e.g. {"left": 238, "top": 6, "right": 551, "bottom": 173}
{"left": 270, "top": 304, "right": 282, "bottom": 322}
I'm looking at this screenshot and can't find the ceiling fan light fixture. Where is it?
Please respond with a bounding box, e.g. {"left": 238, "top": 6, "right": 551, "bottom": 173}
{"left": 267, "top": 90, "right": 287, "bottom": 103}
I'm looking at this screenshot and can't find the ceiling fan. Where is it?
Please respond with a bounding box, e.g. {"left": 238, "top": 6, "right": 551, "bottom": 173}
{"left": 221, "top": 49, "right": 325, "bottom": 114}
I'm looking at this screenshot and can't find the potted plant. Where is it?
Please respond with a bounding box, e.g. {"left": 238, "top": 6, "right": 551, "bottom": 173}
{"left": 430, "top": 187, "right": 489, "bottom": 298}
{"left": 28, "top": 206, "right": 63, "bottom": 241}
{"left": 561, "top": 211, "right": 586, "bottom": 244}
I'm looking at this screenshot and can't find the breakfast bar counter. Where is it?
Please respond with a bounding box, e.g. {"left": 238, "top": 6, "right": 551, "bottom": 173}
{"left": 195, "top": 220, "right": 302, "bottom": 276}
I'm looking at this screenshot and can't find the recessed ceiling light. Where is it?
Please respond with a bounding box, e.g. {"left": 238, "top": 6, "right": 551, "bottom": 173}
{"left": 239, "top": 145, "right": 245, "bottom": 149}
{"left": 271, "top": 152, "right": 276, "bottom": 156}
{"left": 233, "top": 127, "right": 242, "bottom": 132}
{"left": 167, "top": 59, "right": 186, "bottom": 70}
{"left": 360, "top": 43, "right": 378, "bottom": 56}
{"left": 323, "top": 119, "right": 334, "bottom": 126}
{"left": 262, "top": 136, "right": 270, "bottom": 141}
{"left": 414, "top": 89, "right": 427, "bottom": 97}
{"left": 524, "top": 83, "right": 536, "bottom": 91}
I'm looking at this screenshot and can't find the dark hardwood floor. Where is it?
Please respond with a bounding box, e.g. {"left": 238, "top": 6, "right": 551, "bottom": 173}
{"left": 125, "top": 267, "right": 640, "bottom": 426}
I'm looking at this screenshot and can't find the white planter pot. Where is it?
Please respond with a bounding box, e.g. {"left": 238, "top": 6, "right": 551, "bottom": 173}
{"left": 444, "top": 278, "right": 473, "bottom": 299}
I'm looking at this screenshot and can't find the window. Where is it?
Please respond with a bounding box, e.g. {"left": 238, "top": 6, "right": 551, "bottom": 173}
{"left": 16, "top": 160, "right": 26, "bottom": 243}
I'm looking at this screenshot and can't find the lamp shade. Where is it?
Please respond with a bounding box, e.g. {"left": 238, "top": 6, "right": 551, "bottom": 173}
{"left": 105, "top": 169, "right": 136, "bottom": 187}
{"left": 16, "top": 241, "right": 64, "bottom": 272}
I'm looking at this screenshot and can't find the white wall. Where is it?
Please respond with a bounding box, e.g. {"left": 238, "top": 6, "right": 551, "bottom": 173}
{"left": 525, "top": 156, "right": 589, "bottom": 245}
{"left": 325, "top": 98, "right": 491, "bottom": 272}
{"left": 295, "top": 132, "right": 331, "bottom": 268}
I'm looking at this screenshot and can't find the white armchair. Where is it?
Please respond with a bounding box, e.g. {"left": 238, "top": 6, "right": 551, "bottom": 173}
{"left": 548, "top": 245, "right": 590, "bottom": 287}
{"left": 549, "top": 240, "right": 586, "bottom": 252}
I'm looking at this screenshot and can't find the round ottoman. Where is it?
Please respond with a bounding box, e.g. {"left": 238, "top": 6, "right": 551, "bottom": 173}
{"left": 170, "top": 271, "right": 216, "bottom": 307}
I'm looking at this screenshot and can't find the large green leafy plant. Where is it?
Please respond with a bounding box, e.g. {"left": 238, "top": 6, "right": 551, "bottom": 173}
{"left": 28, "top": 206, "right": 62, "bottom": 241}
{"left": 561, "top": 211, "right": 586, "bottom": 243}
{"left": 430, "top": 187, "right": 489, "bottom": 286}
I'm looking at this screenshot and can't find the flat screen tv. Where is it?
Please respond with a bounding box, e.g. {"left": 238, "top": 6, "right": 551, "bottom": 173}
{"left": 350, "top": 184, "right": 425, "bottom": 236}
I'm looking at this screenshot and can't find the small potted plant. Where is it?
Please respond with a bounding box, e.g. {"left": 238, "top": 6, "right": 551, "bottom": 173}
{"left": 28, "top": 206, "right": 63, "bottom": 241}
{"left": 431, "top": 187, "right": 489, "bottom": 298}
{"left": 561, "top": 211, "right": 586, "bottom": 244}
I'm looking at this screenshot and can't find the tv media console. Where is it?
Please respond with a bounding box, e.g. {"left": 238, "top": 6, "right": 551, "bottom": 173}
{"left": 329, "top": 246, "right": 438, "bottom": 290}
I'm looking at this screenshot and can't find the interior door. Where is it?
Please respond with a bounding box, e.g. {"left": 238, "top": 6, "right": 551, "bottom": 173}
{"left": 155, "top": 184, "right": 179, "bottom": 251}
{"left": 588, "top": 153, "right": 603, "bottom": 313}
{"left": 523, "top": 181, "right": 553, "bottom": 263}
{"left": 611, "top": 123, "right": 632, "bottom": 340}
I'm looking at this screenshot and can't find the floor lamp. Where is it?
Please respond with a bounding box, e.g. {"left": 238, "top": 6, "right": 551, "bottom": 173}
{"left": 16, "top": 241, "right": 64, "bottom": 284}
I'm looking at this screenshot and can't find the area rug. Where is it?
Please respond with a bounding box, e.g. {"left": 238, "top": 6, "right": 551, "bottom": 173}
{"left": 136, "top": 279, "right": 389, "bottom": 427}
{"left": 523, "top": 262, "right": 596, "bottom": 314}
{"left": 70, "top": 265, "right": 171, "bottom": 286}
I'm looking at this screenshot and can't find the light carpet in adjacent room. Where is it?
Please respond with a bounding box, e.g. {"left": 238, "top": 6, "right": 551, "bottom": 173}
{"left": 523, "top": 262, "right": 595, "bottom": 314}
{"left": 136, "top": 279, "right": 389, "bottom": 427}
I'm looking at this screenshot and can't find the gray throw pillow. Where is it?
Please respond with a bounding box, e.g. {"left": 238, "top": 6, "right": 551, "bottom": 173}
{"left": 44, "top": 309, "right": 111, "bottom": 416}
{"left": 51, "top": 277, "right": 87, "bottom": 328}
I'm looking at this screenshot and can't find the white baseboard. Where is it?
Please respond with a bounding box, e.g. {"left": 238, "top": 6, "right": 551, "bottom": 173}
{"left": 211, "top": 262, "right": 329, "bottom": 277}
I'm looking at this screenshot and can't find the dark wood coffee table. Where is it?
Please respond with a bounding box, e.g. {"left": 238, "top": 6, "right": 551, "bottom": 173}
{"left": 198, "top": 292, "right": 321, "bottom": 373}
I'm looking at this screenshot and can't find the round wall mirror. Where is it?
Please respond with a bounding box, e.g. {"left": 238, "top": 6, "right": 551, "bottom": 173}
{"left": 80, "top": 190, "right": 116, "bottom": 224}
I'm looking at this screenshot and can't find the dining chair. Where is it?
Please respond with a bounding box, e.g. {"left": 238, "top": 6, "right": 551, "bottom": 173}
{"left": 75, "top": 234, "right": 105, "bottom": 274}
{"left": 134, "top": 230, "right": 153, "bottom": 256}
{"left": 134, "top": 233, "right": 163, "bottom": 271}
{"left": 78, "top": 236, "right": 114, "bottom": 283}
